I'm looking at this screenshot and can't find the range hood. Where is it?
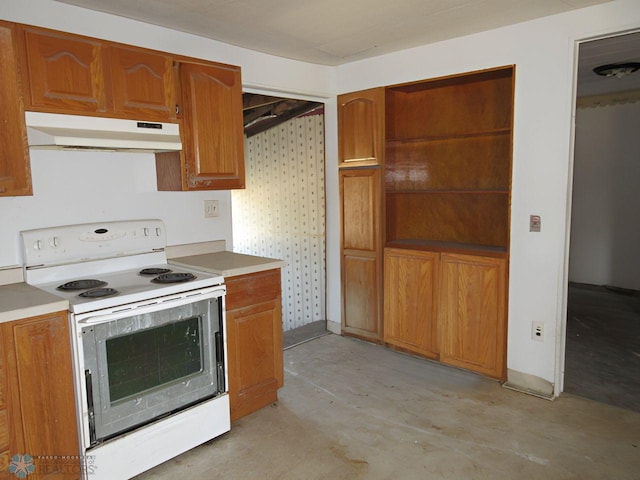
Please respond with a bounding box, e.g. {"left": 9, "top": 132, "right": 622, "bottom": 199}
{"left": 25, "top": 111, "right": 182, "bottom": 152}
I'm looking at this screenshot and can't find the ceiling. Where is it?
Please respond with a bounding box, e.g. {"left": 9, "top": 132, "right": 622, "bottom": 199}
{"left": 54, "top": 0, "right": 612, "bottom": 66}
{"left": 577, "top": 31, "right": 640, "bottom": 98}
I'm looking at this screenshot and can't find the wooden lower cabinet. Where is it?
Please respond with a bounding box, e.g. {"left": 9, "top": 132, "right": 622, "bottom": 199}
{"left": 383, "top": 248, "right": 439, "bottom": 358}
{"left": 225, "top": 269, "right": 283, "bottom": 421}
{"left": 439, "top": 253, "right": 507, "bottom": 379}
{"left": 0, "top": 311, "right": 80, "bottom": 480}
{"left": 383, "top": 248, "right": 507, "bottom": 380}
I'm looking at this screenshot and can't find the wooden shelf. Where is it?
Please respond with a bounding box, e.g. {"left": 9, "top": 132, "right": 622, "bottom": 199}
{"left": 386, "top": 191, "right": 510, "bottom": 248}
{"left": 386, "top": 128, "right": 511, "bottom": 144}
{"left": 385, "top": 240, "right": 508, "bottom": 258}
{"left": 385, "top": 132, "right": 511, "bottom": 192}
{"left": 386, "top": 189, "right": 509, "bottom": 195}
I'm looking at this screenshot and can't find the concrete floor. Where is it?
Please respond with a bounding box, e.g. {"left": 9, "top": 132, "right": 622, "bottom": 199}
{"left": 136, "top": 334, "right": 640, "bottom": 480}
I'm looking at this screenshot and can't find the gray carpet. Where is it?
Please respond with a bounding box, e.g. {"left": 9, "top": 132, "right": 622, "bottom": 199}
{"left": 564, "top": 282, "right": 640, "bottom": 412}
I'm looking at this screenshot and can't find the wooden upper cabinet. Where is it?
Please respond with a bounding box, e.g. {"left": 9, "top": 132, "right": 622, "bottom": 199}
{"left": 110, "top": 45, "right": 176, "bottom": 121}
{"left": 0, "top": 21, "right": 32, "bottom": 197}
{"left": 175, "top": 61, "right": 245, "bottom": 190}
{"left": 19, "top": 26, "right": 108, "bottom": 114}
{"left": 338, "top": 88, "right": 385, "bottom": 167}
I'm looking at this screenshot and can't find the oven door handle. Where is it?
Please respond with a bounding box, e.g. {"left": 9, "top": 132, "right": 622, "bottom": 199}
{"left": 77, "top": 286, "right": 225, "bottom": 325}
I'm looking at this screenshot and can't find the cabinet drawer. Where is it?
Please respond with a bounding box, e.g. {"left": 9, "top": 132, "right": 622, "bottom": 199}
{"left": 225, "top": 269, "right": 281, "bottom": 311}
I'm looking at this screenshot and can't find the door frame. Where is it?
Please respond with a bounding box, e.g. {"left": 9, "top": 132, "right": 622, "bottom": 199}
{"left": 557, "top": 27, "right": 640, "bottom": 395}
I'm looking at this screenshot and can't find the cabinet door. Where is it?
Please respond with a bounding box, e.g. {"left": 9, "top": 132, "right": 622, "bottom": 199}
{"left": 0, "top": 335, "right": 9, "bottom": 473}
{"left": 0, "top": 21, "right": 32, "bottom": 197}
{"left": 338, "top": 88, "right": 385, "bottom": 167}
{"left": 110, "top": 45, "right": 176, "bottom": 121}
{"left": 340, "top": 167, "right": 383, "bottom": 340}
{"left": 226, "top": 299, "right": 282, "bottom": 421}
{"left": 439, "top": 253, "right": 507, "bottom": 379}
{"left": 20, "top": 26, "right": 108, "bottom": 113}
{"left": 1, "top": 311, "right": 80, "bottom": 479}
{"left": 384, "top": 248, "right": 439, "bottom": 358}
{"left": 178, "top": 61, "right": 245, "bottom": 190}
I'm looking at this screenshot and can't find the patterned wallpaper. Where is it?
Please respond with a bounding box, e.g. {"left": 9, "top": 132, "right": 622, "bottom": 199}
{"left": 232, "top": 113, "right": 326, "bottom": 332}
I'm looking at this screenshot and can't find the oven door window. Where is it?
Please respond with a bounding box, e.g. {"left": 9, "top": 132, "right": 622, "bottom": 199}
{"left": 106, "top": 316, "right": 203, "bottom": 403}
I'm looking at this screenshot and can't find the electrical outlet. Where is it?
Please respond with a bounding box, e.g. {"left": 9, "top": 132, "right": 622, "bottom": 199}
{"left": 203, "top": 200, "right": 219, "bottom": 218}
{"left": 532, "top": 321, "right": 544, "bottom": 342}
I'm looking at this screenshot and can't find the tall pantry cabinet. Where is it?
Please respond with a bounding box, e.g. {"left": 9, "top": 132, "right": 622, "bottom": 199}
{"left": 338, "top": 88, "right": 385, "bottom": 341}
{"left": 338, "top": 66, "right": 514, "bottom": 380}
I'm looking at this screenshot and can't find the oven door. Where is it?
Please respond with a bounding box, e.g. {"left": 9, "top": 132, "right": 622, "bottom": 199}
{"left": 77, "top": 286, "right": 226, "bottom": 445}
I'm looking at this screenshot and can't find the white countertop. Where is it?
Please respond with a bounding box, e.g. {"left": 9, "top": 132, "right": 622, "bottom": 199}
{"left": 169, "top": 251, "right": 285, "bottom": 278}
{"left": 0, "top": 283, "right": 69, "bottom": 324}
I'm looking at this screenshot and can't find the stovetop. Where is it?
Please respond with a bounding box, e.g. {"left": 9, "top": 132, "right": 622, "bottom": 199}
{"left": 32, "top": 263, "right": 223, "bottom": 314}
{"left": 20, "top": 219, "right": 224, "bottom": 314}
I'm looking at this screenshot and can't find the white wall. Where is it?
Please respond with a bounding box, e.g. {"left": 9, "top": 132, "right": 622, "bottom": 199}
{"left": 0, "top": 1, "right": 335, "bottom": 274}
{"left": 569, "top": 102, "right": 640, "bottom": 291}
{"left": 335, "top": 0, "right": 640, "bottom": 390}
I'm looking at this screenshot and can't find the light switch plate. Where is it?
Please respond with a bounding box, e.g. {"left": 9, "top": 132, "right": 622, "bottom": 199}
{"left": 204, "top": 200, "right": 219, "bottom": 218}
{"left": 530, "top": 215, "right": 541, "bottom": 232}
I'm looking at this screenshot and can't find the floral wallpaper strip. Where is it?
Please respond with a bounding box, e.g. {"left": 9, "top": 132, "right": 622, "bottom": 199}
{"left": 232, "top": 113, "right": 326, "bottom": 332}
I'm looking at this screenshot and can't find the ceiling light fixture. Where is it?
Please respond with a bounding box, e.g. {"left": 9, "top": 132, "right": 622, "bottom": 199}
{"left": 593, "top": 62, "right": 640, "bottom": 79}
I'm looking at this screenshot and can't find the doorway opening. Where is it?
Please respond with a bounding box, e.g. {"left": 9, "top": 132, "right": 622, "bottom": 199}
{"left": 232, "top": 93, "right": 328, "bottom": 348}
{"left": 564, "top": 31, "right": 640, "bottom": 412}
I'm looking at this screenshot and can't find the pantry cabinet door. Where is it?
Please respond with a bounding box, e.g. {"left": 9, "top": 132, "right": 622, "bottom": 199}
{"left": 340, "top": 167, "right": 383, "bottom": 341}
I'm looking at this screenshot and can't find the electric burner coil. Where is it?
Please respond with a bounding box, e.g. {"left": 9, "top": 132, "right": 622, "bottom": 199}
{"left": 58, "top": 279, "right": 107, "bottom": 291}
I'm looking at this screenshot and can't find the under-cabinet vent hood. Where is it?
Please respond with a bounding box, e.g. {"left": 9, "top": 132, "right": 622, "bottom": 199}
{"left": 25, "top": 111, "right": 182, "bottom": 152}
